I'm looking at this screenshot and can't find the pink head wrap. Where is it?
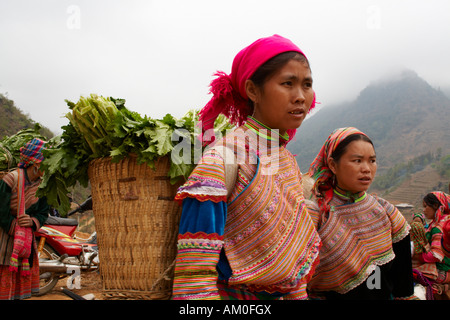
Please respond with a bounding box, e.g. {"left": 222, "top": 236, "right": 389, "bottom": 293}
{"left": 430, "top": 191, "right": 450, "bottom": 224}
{"left": 308, "top": 127, "right": 368, "bottom": 213}
{"left": 199, "top": 34, "right": 316, "bottom": 145}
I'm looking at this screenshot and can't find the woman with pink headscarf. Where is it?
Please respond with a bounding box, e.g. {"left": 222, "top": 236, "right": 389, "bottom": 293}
{"left": 306, "top": 127, "right": 417, "bottom": 299}
{"left": 172, "top": 35, "right": 320, "bottom": 300}
{"left": 411, "top": 191, "right": 450, "bottom": 295}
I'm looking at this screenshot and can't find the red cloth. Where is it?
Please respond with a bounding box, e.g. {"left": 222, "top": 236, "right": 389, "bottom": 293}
{"left": 442, "top": 220, "right": 450, "bottom": 253}
{"left": 9, "top": 169, "right": 32, "bottom": 276}
{"left": 431, "top": 192, "right": 450, "bottom": 223}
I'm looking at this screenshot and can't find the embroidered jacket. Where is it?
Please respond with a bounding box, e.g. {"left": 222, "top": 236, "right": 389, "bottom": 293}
{"left": 172, "top": 117, "right": 320, "bottom": 300}
{"left": 307, "top": 190, "right": 415, "bottom": 299}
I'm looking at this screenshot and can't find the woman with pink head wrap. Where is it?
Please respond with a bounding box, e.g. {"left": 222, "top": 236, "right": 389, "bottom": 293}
{"left": 306, "top": 128, "right": 417, "bottom": 300}
{"left": 198, "top": 34, "right": 316, "bottom": 145}
{"left": 411, "top": 191, "right": 450, "bottom": 295}
{"left": 172, "top": 35, "right": 320, "bottom": 300}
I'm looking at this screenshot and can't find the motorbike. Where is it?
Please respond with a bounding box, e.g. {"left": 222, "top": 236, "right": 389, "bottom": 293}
{"left": 35, "top": 196, "right": 99, "bottom": 296}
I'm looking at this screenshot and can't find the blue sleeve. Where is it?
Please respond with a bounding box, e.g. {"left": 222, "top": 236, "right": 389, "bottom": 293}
{"left": 178, "top": 197, "right": 227, "bottom": 235}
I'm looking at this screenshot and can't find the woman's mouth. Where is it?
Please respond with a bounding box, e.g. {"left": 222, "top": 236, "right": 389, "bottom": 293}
{"left": 288, "top": 109, "right": 305, "bottom": 117}
{"left": 359, "top": 176, "right": 372, "bottom": 185}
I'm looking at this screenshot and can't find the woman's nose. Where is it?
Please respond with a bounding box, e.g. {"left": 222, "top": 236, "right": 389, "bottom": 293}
{"left": 361, "top": 162, "right": 371, "bottom": 172}
{"left": 294, "top": 87, "right": 306, "bottom": 104}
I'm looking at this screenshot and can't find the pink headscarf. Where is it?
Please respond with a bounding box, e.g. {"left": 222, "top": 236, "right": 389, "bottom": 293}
{"left": 308, "top": 127, "right": 368, "bottom": 213}
{"left": 199, "top": 34, "right": 316, "bottom": 145}
{"left": 431, "top": 191, "right": 450, "bottom": 224}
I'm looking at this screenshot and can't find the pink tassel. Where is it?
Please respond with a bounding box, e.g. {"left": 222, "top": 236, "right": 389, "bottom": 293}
{"left": 199, "top": 71, "right": 250, "bottom": 146}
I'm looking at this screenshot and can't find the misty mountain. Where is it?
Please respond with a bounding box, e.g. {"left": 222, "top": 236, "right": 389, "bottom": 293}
{"left": 289, "top": 70, "right": 450, "bottom": 175}
{"left": 0, "top": 93, "right": 54, "bottom": 139}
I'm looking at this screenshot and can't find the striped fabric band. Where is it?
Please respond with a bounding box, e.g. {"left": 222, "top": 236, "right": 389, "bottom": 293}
{"left": 175, "top": 149, "right": 228, "bottom": 204}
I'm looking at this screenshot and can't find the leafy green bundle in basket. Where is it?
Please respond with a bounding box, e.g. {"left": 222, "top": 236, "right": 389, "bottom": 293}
{"left": 37, "top": 94, "right": 233, "bottom": 214}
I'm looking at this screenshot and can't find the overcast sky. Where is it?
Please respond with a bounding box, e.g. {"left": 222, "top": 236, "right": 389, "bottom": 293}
{"left": 1, "top": 0, "right": 449, "bottom": 135}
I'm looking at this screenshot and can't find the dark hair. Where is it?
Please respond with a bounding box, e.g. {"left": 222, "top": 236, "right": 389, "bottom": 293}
{"left": 423, "top": 193, "right": 441, "bottom": 210}
{"left": 331, "top": 134, "right": 375, "bottom": 163}
{"left": 247, "top": 51, "right": 310, "bottom": 110}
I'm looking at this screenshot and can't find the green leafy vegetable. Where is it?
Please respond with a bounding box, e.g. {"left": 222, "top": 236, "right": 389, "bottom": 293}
{"left": 36, "top": 94, "right": 233, "bottom": 215}
{"left": 0, "top": 124, "right": 50, "bottom": 171}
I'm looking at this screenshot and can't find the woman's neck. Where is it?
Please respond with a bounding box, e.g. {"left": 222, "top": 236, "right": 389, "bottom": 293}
{"left": 334, "top": 185, "right": 366, "bottom": 202}
{"left": 245, "top": 116, "right": 289, "bottom": 145}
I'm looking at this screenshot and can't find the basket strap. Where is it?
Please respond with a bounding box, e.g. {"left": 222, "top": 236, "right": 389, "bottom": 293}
{"left": 150, "top": 259, "right": 177, "bottom": 291}
{"left": 211, "top": 146, "right": 238, "bottom": 198}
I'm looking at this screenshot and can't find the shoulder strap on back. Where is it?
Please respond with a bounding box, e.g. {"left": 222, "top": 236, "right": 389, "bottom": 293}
{"left": 212, "top": 146, "right": 238, "bottom": 198}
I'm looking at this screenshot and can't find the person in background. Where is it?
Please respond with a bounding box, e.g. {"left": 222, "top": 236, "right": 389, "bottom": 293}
{"left": 440, "top": 184, "right": 450, "bottom": 257}
{"left": 172, "top": 34, "right": 321, "bottom": 300}
{"left": 0, "top": 138, "right": 49, "bottom": 299}
{"left": 410, "top": 212, "right": 429, "bottom": 255}
{"left": 411, "top": 191, "right": 450, "bottom": 295}
{"left": 306, "top": 127, "right": 417, "bottom": 300}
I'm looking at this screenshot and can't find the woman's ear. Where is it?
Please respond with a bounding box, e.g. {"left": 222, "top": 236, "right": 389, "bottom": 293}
{"left": 328, "top": 157, "right": 337, "bottom": 175}
{"left": 245, "top": 79, "right": 259, "bottom": 104}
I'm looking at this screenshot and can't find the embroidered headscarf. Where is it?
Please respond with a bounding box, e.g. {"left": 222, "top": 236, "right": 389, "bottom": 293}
{"left": 198, "top": 34, "right": 316, "bottom": 146}
{"left": 308, "top": 127, "right": 368, "bottom": 212}
{"left": 18, "top": 138, "right": 46, "bottom": 169}
{"left": 430, "top": 191, "right": 450, "bottom": 224}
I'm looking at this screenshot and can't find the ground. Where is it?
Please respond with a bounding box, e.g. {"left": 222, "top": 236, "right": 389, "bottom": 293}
{"left": 28, "top": 271, "right": 104, "bottom": 300}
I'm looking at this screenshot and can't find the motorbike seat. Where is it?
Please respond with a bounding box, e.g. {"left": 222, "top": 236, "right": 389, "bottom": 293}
{"left": 45, "top": 216, "right": 78, "bottom": 226}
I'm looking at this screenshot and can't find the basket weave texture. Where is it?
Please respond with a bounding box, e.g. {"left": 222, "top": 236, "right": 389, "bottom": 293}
{"left": 88, "top": 155, "right": 182, "bottom": 300}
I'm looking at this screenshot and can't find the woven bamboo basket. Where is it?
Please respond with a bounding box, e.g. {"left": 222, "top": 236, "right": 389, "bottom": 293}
{"left": 88, "top": 154, "right": 182, "bottom": 300}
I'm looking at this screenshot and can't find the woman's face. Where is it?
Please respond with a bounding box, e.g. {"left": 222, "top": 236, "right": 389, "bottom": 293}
{"left": 423, "top": 201, "right": 437, "bottom": 220}
{"left": 28, "top": 163, "right": 44, "bottom": 181}
{"left": 247, "top": 59, "right": 314, "bottom": 135}
{"left": 329, "top": 140, "right": 377, "bottom": 194}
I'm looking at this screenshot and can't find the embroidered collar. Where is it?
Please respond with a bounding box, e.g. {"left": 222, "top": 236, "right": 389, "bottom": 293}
{"left": 334, "top": 188, "right": 367, "bottom": 203}
{"left": 244, "top": 116, "right": 290, "bottom": 145}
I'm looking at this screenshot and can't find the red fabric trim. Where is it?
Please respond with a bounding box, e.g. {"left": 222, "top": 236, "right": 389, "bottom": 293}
{"left": 178, "top": 231, "right": 223, "bottom": 241}
{"left": 175, "top": 192, "right": 227, "bottom": 204}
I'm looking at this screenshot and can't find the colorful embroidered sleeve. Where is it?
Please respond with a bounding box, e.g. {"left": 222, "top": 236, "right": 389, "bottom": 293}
{"left": 375, "top": 196, "right": 410, "bottom": 242}
{"left": 172, "top": 149, "right": 228, "bottom": 300}
{"left": 421, "top": 227, "right": 445, "bottom": 263}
